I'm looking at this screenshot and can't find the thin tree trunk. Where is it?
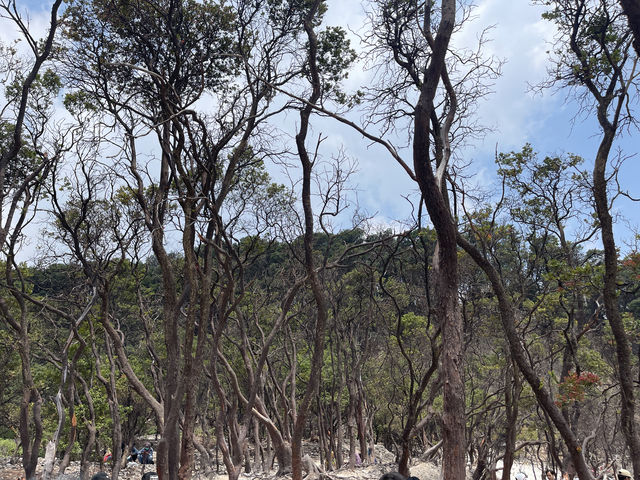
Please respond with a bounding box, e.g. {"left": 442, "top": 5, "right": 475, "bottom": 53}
{"left": 291, "top": 3, "right": 329, "bottom": 480}
{"left": 471, "top": 438, "right": 488, "bottom": 480}
{"left": 501, "top": 360, "right": 521, "bottom": 480}
{"left": 346, "top": 377, "right": 357, "bottom": 469}
{"left": 77, "top": 375, "right": 97, "bottom": 480}
{"left": 253, "top": 418, "right": 263, "bottom": 472}
{"left": 17, "top": 321, "right": 43, "bottom": 480}
{"left": 58, "top": 409, "right": 77, "bottom": 474}
{"left": 105, "top": 329, "right": 123, "bottom": 480}
{"left": 356, "top": 383, "right": 367, "bottom": 464}
{"left": 334, "top": 343, "right": 345, "bottom": 469}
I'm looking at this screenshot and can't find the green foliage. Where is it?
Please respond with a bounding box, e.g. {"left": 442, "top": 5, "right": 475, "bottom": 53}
{"left": 538, "top": 0, "right": 632, "bottom": 93}
{"left": 0, "top": 438, "right": 19, "bottom": 457}
{"left": 28, "top": 263, "right": 83, "bottom": 296}
{"left": 63, "top": 90, "right": 98, "bottom": 116}
{"left": 0, "top": 120, "right": 40, "bottom": 194}
{"left": 497, "top": 144, "right": 591, "bottom": 234}
{"left": 315, "top": 26, "right": 357, "bottom": 102}
{"left": 4, "top": 68, "right": 61, "bottom": 113}
{"left": 264, "top": 0, "right": 328, "bottom": 28}
{"left": 2, "top": 217, "right": 637, "bottom": 468}
{"left": 391, "top": 312, "right": 431, "bottom": 354}
{"left": 64, "top": 0, "right": 240, "bottom": 108}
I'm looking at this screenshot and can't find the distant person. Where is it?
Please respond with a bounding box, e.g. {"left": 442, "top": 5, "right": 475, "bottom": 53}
{"left": 545, "top": 469, "right": 556, "bottom": 480}
{"left": 618, "top": 469, "right": 632, "bottom": 480}
{"left": 128, "top": 443, "right": 140, "bottom": 463}
{"left": 138, "top": 442, "right": 154, "bottom": 464}
{"left": 379, "top": 472, "right": 406, "bottom": 480}
{"left": 141, "top": 472, "right": 158, "bottom": 480}
{"left": 355, "top": 451, "right": 361, "bottom": 466}
{"left": 102, "top": 450, "right": 112, "bottom": 463}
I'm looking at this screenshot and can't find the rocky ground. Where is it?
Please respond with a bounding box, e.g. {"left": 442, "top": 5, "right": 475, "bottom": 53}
{"left": 0, "top": 444, "right": 445, "bottom": 480}
{"left": 0, "top": 443, "right": 540, "bottom": 480}
{"left": 0, "top": 459, "right": 441, "bottom": 480}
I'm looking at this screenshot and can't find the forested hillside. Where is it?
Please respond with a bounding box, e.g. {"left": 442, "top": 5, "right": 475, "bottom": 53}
{"left": 0, "top": 1, "right": 639, "bottom": 480}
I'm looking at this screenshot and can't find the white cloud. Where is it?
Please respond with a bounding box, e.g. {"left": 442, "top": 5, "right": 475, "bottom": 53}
{"left": 453, "top": 1, "right": 561, "bottom": 152}
{"left": 312, "top": 1, "right": 571, "bottom": 223}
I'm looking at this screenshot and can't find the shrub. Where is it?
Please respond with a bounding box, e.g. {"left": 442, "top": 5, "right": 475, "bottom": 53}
{"left": 0, "top": 438, "right": 19, "bottom": 457}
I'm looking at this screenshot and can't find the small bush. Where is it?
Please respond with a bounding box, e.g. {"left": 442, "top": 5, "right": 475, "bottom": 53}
{"left": 0, "top": 438, "right": 19, "bottom": 457}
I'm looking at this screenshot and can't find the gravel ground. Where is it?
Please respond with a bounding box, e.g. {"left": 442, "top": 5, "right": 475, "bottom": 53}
{"left": 0, "top": 444, "right": 457, "bottom": 480}
{"left": 0, "top": 459, "right": 443, "bottom": 480}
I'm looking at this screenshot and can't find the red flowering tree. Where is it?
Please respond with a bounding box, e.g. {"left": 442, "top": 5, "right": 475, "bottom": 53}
{"left": 556, "top": 372, "right": 600, "bottom": 407}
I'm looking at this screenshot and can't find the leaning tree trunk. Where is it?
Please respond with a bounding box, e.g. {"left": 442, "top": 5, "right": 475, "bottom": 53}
{"left": 592, "top": 117, "right": 640, "bottom": 480}
{"left": 253, "top": 398, "right": 293, "bottom": 475}
{"left": 457, "top": 234, "right": 595, "bottom": 480}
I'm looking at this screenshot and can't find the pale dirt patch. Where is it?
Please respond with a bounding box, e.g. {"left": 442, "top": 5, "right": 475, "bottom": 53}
{"left": 5, "top": 442, "right": 526, "bottom": 480}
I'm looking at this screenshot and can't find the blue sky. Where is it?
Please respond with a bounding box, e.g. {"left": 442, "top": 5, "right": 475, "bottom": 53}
{"left": 319, "top": 0, "right": 639, "bottom": 247}
{"left": 2, "top": 0, "right": 639, "bottom": 257}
